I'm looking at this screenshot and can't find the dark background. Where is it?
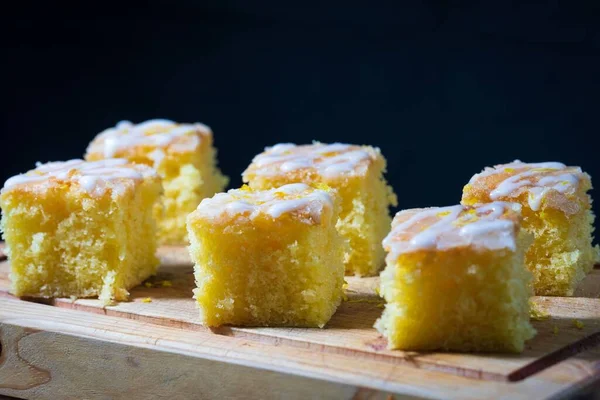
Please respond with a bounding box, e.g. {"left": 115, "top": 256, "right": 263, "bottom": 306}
{"left": 2, "top": 2, "right": 599, "bottom": 219}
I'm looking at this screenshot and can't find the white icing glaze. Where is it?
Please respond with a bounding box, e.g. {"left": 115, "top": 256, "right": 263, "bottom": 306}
{"left": 274, "top": 183, "right": 314, "bottom": 194}
{"left": 315, "top": 143, "right": 351, "bottom": 153}
{"left": 457, "top": 218, "right": 516, "bottom": 253}
{"left": 132, "top": 119, "right": 175, "bottom": 132}
{"left": 194, "top": 183, "right": 333, "bottom": 224}
{"left": 103, "top": 137, "right": 121, "bottom": 159}
{"left": 2, "top": 159, "right": 156, "bottom": 197}
{"left": 383, "top": 202, "right": 519, "bottom": 259}
{"left": 407, "top": 206, "right": 463, "bottom": 249}
{"left": 475, "top": 202, "right": 519, "bottom": 218}
{"left": 225, "top": 201, "right": 256, "bottom": 214}
{"left": 490, "top": 171, "right": 537, "bottom": 199}
{"left": 116, "top": 120, "right": 133, "bottom": 129}
{"left": 88, "top": 119, "right": 211, "bottom": 162}
{"left": 470, "top": 160, "right": 568, "bottom": 182}
{"left": 269, "top": 143, "right": 296, "bottom": 153}
{"left": 148, "top": 149, "right": 166, "bottom": 166}
{"left": 267, "top": 198, "right": 318, "bottom": 218}
{"left": 78, "top": 175, "right": 99, "bottom": 193}
{"left": 281, "top": 159, "right": 312, "bottom": 172}
{"left": 245, "top": 142, "right": 376, "bottom": 179}
{"left": 472, "top": 160, "right": 581, "bottom": 211}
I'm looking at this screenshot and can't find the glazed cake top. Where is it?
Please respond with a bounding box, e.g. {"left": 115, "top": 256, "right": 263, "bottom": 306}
{"left": 86, "top": 119, "right": 211, "bottom": 160}
{"left": 191, "top": 183, "right": 334, "bottom": 225}
{"left": 383, "top": 202, "right": 522, "bottom": 259}
{"left": 242, "top": 143, "right": 381, "bottom": 180}
{"left": 463, "top": 160, "right": 588, "bottom": 212}
{"left": 2, "top": 159, "right": 158, "bottom": 197}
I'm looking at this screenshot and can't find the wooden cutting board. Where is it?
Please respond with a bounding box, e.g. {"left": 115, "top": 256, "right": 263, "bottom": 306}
{"left": 0, "top": 243, "right": 599, "bottom": 399}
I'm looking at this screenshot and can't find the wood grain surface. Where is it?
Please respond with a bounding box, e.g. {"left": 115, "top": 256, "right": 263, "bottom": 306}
{"left": 0, "top": 243, "right": 599, "bottom": 399}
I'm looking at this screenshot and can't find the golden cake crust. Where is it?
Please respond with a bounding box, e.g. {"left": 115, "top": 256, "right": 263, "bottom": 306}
{"left": 242, "top": 142, "right": 384, "bottom": 181}
{"left": 463, "top": 160, "right": 590, "bottom": 215}
{"left": 2, "top": 159, "right": 159, "bottom": 198}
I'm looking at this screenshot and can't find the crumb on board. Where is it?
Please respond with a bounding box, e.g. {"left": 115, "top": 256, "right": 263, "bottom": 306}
{"left": 161, "top": 280, "right": 173, "bottom": 287}
{"left": 144, "top": 282, "right": 153, "bottom": 288}
{"left": 552, "top": 326, "right": 559, "bottom": 335}
{"left": 573, "top": 320, "right": 584, "bottom": 330}
{"left": 529, "top": 303, "right": 550, "bottom": 321}
{"left": 142, "top": 297, "right": 152, "bottom": 303}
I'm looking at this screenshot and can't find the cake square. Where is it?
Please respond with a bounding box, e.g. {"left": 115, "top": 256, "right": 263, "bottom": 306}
{"left": 462, "top": 160, "right": 599, "bottom": 296}
{"left": 187, "top": 183, "right": 344, "bottom": 327}
{"left": 242, "top": 142, "right": 397, "bottom": 276}
{"left": 375, "top": 202, "right": 536, "bottom": 352}
{"left": 86, "top": 119, "right": 229, "bottom": 245}
{"left": 0, "top": 159, "right": 162, "bottom": 305}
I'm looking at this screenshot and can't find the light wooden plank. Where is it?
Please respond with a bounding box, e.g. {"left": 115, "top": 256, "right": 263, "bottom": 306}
{"left": 0, "top": 298, "right": 594, "bottom": 400}
{"left": 0, "top": 246, "right": 599, "bottom": 384}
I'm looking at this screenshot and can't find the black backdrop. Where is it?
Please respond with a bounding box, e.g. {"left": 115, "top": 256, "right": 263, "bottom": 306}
{"left": 2, "top": 2, "right": 599, "bottom": 227}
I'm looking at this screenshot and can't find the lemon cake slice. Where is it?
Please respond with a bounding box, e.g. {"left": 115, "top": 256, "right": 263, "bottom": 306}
{"left": 242, "top": 143, "right": 397, "bottom": 276}
{"left": 0, "top": 159, "right": 162, "bottom": 305}
{"left": 86, "top": 119, "right": 229, "bottom": 245}
{"left": 462, "top": 161, "right": 599, "bottom": 296}
{"left": 187, "top": 183, "right": 344, "bottom": 327}
{"left": 375, "top": 202, "right": 536, "bottom": 352}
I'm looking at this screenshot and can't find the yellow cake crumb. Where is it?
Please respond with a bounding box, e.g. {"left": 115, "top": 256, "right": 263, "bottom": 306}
{"left": 552, "top": 326, "right": 559, "bottom": 335}
{"left": 375, "top": 202, "right": 536, "bottom": 352}
{"left": 573, "top": 320, "right": 584, "bottom": 330}
{"left": 187, "top": 183, "right": 345, "bottom": 327}
{"left": 142, "top": 297, "right": 152, "bottom": 303}
{"left": 161, "top": 280, "right": 172, "bottom": 288}
{"left": 242, "top": 142, "right": 397, "bottom": 276}
{"left": 529, "top": 301, "right": 550, "bottom": 321}
{"left": 144, "top": 282, "right": 153, "bottom": 288}
{"left": 462, "top": 160, "right": 599, "bottom": 296}
{"left": 86, "top": 119, "right": 228, "bottom": 245}
{"left": 0, "top": 159, "right": 161, "bottom": 305}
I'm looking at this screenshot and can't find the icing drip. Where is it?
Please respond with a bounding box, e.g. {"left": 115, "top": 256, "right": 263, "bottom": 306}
{"left": 470, "top": 160, "right": 567, "bottom": 182}
{"left": 195, "top": 183, "right": 334, "bottom": 224}
{"left": 404, "top": 206, "right": 463, "bottom": 249}
{"left": 246, "top": 142, "right": 376, "bottom": 178}
{"left": 475, "top": 160, "right": 581, "bottom": 211}
{"left": 3, "top": 159, "right": 156, "bottom": 197}
{"left": 89, "top": 119, "right": 210, "bottom": 159}
{"left": 383, "top": 202, "right": 519, "bottom": 259}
